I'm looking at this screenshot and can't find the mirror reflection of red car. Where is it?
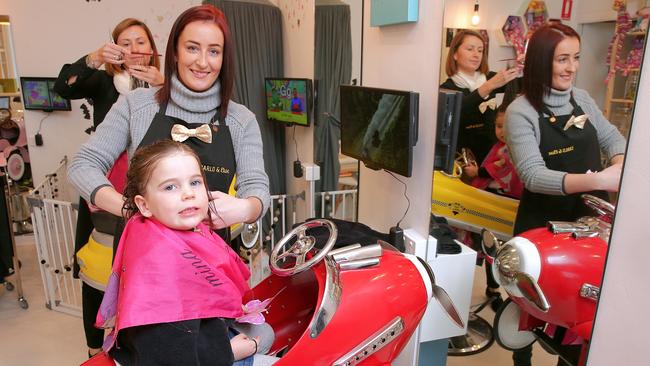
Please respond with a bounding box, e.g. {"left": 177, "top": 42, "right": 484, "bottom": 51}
{"left": 482, "top": 195, "right": 612, "bottom": 366}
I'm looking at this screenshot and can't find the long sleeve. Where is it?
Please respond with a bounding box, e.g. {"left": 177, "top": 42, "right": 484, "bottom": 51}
{"left": 573, "top": 89, "right": 626, "bottom": 160}
{"left": 67, "top": 94, "right": 132, "bottom": 203}
{"left": 504, "top": 96, "right": 567, "bottom": 195}
{"left": 227, "top": 105, "right": 271, "bottom": 216}
{"left": 53, "top": 55, "right": 119, "bottom": 126}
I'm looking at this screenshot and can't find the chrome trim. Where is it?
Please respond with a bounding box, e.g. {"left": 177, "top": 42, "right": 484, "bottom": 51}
{"left": 338, "top": 257, "right": 380, "bottom": 270}
{"left": 332, "top": 317, "right": 404, "bottom": 366}
{"left": 579, "top": 283, "right": 600, "bottom": 302}
{"left": 332, "top": 244, "right": 382, "bottom": 263}
{"left": 547, "top": 217, "right": 611, "bottom": 242}
{"left": 495, "top": 244, "right": 521, "bottom": 280}
{"left": 328, "top": 244, "right": 362, "bottom": 257}
{"left": 309, "top": 256, "right": 342, "bottom": 338}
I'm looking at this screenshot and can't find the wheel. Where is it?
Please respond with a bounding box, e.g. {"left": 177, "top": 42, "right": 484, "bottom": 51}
{"left": 493, "top": 298, "right": 537, "bottom": 351}
{"left": 270, "top": 219, "right": 337, "bottom": 277}
{"left": 18, "top": 297, "right": 28, "bottom": 309}
{"left": 5, "top": 281, "right": 14, "bottom": 291}
{"left": 7, "top": 151, "right": 25, "bottom": 181}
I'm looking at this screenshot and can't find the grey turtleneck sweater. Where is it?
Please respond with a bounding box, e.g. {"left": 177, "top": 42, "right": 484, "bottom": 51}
{"left": 504, "top": 87, "right": 626, "bottom": 195}
{"left": 68, "top": 75, "right": 270, "bottom": 214}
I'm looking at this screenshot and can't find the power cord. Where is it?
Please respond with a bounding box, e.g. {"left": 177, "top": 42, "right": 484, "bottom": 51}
{"left": 292, "top": 126, "right": 302, "bottom": 178}
{"left": 387, "top": 171, "right": 410, "bottom": 227}
{"left": 387, "top": 171, "right": 409, "bottom": 252}
{"left": 35, "top": 113, "right": 51, "bottom": 146}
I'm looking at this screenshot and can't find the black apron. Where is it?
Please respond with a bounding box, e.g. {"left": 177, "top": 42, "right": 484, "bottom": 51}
{"left": 513, "top": 95, "right": 609, "bottom": 235}
{"left": 113, "top": 103, "right": 237, "bottom": 252}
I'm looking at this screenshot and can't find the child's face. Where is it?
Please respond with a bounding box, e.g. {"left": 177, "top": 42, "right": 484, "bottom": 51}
{"left": 495, "top": 113, "right": 505, "bottom": 143}
{"left": 134, "top": 152, "right": 209, "bottom": 231}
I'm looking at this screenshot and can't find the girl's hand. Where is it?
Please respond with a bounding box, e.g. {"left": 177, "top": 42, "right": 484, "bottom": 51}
{"left": 463, "top": 162, "right": 479, "bottom": 178}
{"left": 127, "top": 64, "right": 164, "bottom": 86}
{"left": 230, "top": 334, "right": 259, "bottom": 360}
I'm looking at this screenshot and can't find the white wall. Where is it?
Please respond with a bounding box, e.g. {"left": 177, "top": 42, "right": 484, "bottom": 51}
{"left": 277, "top": 0, "right": 315, "bottom": 219}
{"left": 0, "top": 0, "right": 199, "bottom": 189}
{"left": 587, "top": 22, "right": 650, "bottom": 366}
{"left": 358, "top": 0, "right": 441, "bottom": 236}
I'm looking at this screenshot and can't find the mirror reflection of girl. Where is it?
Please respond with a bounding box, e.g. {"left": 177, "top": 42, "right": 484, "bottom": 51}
{"left": 97, "top": 140, "right": 277, "bottom": 366}
{"left": 441, "top": 29, "right": 519, "bottom": 166}
{"left": 53, "top": 18, "right": 163, "bottom": 359}
{"left": 506, "top": 23, "right": 625, "bottom": 366}
{"left": 469, "top": 105, "right": 523, "bottom": 199}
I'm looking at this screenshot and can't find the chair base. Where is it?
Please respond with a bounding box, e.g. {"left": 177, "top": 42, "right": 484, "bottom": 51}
{"left": 448, "top": 313, "right": 494, "bottom": 356}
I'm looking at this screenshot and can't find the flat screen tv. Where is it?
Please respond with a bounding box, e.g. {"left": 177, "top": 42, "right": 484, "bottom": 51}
{"left": 435, "top": 89, "right": 463, "bottom": 175}
{"left": 340, "top": 85, "right": 419, "bottom": 178}
{"left": 264, "top": 78, "right": 312, "bottom": 126}
{"left": 20, "top": 77, "right": 71, "bottom": 111}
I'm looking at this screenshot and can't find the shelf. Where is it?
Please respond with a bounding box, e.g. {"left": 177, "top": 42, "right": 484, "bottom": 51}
{"left": 627, "top": 30, "right": 647, "bottom": 37}
{"left": 610, "top": 98, "right": 635, "bottom": 104}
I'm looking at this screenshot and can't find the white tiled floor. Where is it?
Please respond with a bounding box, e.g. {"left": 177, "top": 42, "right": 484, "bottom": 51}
{"left": 1, "top": 234, "right": 560, "bottom": 365}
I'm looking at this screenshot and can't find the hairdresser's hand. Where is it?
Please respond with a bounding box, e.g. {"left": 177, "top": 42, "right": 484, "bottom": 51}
{"left": 596, "top": 163, "right": 623, "bottom": 192}
{"left": 128, "top": 65, "right": 164, "bottom": 86}
{"left": 87, "top": 43, "right": 130, "bottom": 68}
{"left": 488, "top": 68, "right": 519, "bottom": 89}
{"left": 207, "top": 191, "right": 261, "bottom": 229}
{"left": 230, "top": 333, "right": 260, "bottom": 360}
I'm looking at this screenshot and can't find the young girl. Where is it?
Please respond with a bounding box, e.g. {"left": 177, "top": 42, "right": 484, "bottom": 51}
{"left": 95, "top": 140, "right": 276, "bottom": 366}
{"left": 468, "top": 104, "right": 524, "bottom": 199}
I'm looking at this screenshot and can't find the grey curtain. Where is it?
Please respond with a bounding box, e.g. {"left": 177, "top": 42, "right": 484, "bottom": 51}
{"left": 314, "top": 3, "right": 352, "bottom": 192}
{"left": 206, "top": 0, "right": 286, "bottom": 195}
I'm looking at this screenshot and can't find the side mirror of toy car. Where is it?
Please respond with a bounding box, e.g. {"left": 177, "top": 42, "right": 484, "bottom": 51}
{"left": 481, "top": 228, "right": 501, "bottom": 261}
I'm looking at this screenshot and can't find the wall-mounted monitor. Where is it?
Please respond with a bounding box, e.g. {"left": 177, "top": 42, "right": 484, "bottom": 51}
{"left": 20, "top": 77, "right": 71, "bottom": 111}
{"left": 435, "top": 89, "right": 463, "bottom": 175}
{"left": 340, "top": 85, "right": 419, "bottom": 178}
{"left": 264, "top": 77, "right": 312, "bottom": 126}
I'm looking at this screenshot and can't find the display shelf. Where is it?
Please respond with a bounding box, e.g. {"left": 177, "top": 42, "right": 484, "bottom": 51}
{"left": 603, "top": 22, "right": 646, "bottom": 139}
{"left": 610, "top": 98, "right": 635, "bottom": 104}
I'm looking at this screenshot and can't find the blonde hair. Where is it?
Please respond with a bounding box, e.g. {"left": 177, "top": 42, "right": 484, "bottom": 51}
{"left": 105, "top": 18, "right": 160, "bottom": 77}
{"left": 445, "top": 29, "right": 489, "bottom": 77}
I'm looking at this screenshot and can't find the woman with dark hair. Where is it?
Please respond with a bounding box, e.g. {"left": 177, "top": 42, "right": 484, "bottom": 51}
{"left": 68, "top": 4, "right": 271, "bottom": 365}
{"left": 53, "top": 18, "right": 163, "bottom": 358}
{"left": 505, "top": 23, "right": 625, "bottom": 366}
{"left": 441, "top": 29, "right": 519, "bottom": 166}
{"left": 68, "top": 4, "right": 269, "bottom": 233}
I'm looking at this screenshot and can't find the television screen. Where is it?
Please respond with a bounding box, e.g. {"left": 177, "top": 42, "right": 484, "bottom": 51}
{"left": 20, "top": 77, "right": 71, "bottom": 111}
{"left": 0, "top": 96, "right": 9, "bottom": 109}
{"left": 265, "top": 78, "right": 311, "bottom": 126}
{"left": 340, "top": 85, "right": 419, "bottom": 177}
{"left": 435, "top": 89, "right": 463, "bottom": 175}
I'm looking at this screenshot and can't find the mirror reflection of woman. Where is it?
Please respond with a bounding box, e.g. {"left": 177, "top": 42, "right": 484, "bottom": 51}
{"left": 53, "top": 18, "right": 162, "bottom": 359}
{"left": 505, "top": 23, "right": 625, "bottom": 366}
{"left": 441, "top": 29, "right": 518, "bottom": 169}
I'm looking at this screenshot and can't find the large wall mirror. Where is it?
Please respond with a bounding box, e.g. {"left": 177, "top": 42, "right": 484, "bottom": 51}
{"left": 313, "top": 0, "right": 362, "bottom": 221}
{"left": 431, "top": 0, "right": 647, "bottom": 364}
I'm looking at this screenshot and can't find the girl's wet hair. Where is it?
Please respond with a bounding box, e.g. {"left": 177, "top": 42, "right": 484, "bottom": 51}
{"left": 121, "top": 139, "right": 210, "bottom": 219}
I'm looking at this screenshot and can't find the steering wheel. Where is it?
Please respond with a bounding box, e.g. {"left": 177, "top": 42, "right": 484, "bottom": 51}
{"left": 270, "top": 219, "right": 337, "bottom": 277}
{"left": 582, "top": 194, "right": 615, "bottom": 221}
{"left": 441, "top": 149, "right": 476, "bottom": 178}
